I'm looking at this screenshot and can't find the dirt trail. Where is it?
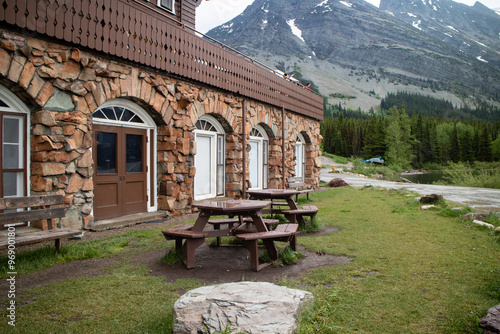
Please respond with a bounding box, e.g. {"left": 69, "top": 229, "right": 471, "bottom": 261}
{"left": 0, "top": 224, "right": 348, "bottom": 299}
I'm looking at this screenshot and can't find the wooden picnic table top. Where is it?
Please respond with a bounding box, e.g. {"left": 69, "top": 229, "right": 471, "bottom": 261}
{"left": 246, "top": 189, "right": 299, "bottom": 199}
{"left": 192, "top": 199, "right": 271, "bottom": 213}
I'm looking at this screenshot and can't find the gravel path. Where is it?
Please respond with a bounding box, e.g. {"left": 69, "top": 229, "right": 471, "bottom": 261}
{"left": 320, "top": 156, "right": 500, "bottom": 213}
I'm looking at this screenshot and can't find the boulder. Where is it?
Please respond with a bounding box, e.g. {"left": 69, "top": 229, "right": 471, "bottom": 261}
{"left": 173, "top": 282, "right": 313, "bottom": 334}
{"left": 328, "top": 178, "right": 349, "bottom": 187}
{"left": 419, "top": 194, "right": 443, "bottom": 204}
{"left": 462, "top": 212, "right": 490, "bottom": 222}
{"left": 480, "top": 304, "right": 500, "bottom": 334}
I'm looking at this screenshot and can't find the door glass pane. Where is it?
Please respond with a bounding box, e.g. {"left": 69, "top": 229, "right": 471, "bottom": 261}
{"left": 195, "top": 135, "right": 212, "bottom": 197}
{"left": 126, "top": 134, "right": 143, "bottom": 173}
{"left": 3, "top": 172, "right": 23, "bottom": 197}
{"left": 97, "top": 132, "right": 117, "bottom": 174}
{"left": 249, "top": 140, "right": 259, "bottom": 189}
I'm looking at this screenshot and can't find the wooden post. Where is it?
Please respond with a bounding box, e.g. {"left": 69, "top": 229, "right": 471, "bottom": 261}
{"left": 282, "top": 106, "right": 286, "bottom": 189}
{"left": 242, "top": 99, "right": 247, "bottom": 198}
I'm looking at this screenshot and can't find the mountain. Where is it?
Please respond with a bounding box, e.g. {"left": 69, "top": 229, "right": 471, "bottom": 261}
{"left": 206, "top": 0, "right": 500, "bottom": 112}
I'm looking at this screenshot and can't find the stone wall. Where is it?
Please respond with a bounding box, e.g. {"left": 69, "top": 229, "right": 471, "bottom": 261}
{"left": 0, "top": 29, "right": 322, "bottom": 228}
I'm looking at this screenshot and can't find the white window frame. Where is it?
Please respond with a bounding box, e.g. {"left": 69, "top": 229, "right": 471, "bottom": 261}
{"left": 93, "top": 99, "right": 157, "bottom": 214}
{"left": 0, "top": 85, "right": 29, "bottom": 200}
{"left": 194, "top": 115, "right": 225, "bottom": 201}
{"left": 157, "top": 0, "right": 175, "bottom": 13}
{"left": 248, "top": 125, "right": 269, "bottom": 190}
{"left": 295, "top": 133, "right": 306, "bottom": 180}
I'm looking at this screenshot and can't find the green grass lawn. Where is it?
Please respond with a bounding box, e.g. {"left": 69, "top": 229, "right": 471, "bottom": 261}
{"left": 1, "top": 187, "right": 499, "bottom": 333}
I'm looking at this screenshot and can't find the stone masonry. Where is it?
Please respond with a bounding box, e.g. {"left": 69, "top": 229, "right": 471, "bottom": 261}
{"left": 0, "top": 29, "right": 322, "bottom": 229}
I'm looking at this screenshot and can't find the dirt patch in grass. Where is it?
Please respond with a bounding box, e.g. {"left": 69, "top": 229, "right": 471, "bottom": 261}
{"left": 0, "top": 224, "right": 347, "bottom": 299}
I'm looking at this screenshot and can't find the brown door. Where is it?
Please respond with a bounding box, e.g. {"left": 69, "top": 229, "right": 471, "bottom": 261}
{"left": 93, "top": 125, "right": 147, "bottom": 220}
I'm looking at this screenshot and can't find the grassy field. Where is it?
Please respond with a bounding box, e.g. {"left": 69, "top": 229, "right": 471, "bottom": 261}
{"left": 1, "top": 186, "right": 499, "bottom": 333}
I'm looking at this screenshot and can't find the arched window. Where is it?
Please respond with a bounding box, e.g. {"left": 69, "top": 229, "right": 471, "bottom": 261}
{"left": 0, "top": 85, "right": 29, "bottom": 199}
{"left": 295, "top": 133, "right": 306, "bottom": 180}
{"left": 194, "top": 115, "right": 225, "bottom": 200}
{"left": 249, "top": 126, "right": 269, "bottom": 190}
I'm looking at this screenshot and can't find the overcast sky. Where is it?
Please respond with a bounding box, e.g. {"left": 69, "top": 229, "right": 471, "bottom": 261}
{"left": 196, "top": 0, "right": 500, "bottom": 34}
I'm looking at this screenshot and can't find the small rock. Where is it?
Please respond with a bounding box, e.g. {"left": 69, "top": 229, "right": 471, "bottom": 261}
{"left": 328, "top": 178, "right": 349, "bottom": 187}
{"left": 421, "top": 205, "right": 436, "bottom": 210}
{"left": 419, "top": 194, "right": 443, "bottom": 204}
{"left": 471, "top": 220, "right": 494, "bottom": 229}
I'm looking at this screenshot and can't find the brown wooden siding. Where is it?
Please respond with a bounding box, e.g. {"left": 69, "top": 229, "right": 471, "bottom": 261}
{"left": 0, "top": 0, "right": 323, "bottom": 120}
{"left": 180, "top": 0, "right": 199, "bottom": 29}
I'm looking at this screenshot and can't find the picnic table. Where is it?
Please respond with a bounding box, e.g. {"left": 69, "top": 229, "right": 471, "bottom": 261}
{"left": 247, "top": 189, "right": 299, "bottom": 213}
{"left": 162, "top": 199, "right": 298, "bottom": 271}
{"left": 247, "top": 189, "right": 318, "bottom": 226}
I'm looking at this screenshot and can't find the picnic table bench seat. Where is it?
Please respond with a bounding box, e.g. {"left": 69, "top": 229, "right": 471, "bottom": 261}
{"left": 287, "top": 177, "right": 313, "bottom": 201}
{"left": 162, "top": 224, "right": 212, "bottom": 268}
{"left": 281, "top": 205, "right": 319, "bottom": 225}
{"left": 162, "top": 224, "right": 209, "bottom": 239}
{"left": 208, "top": 217, "right": 279, "bottom": 230}
{"left": 208, "top": 217, "right": 280, "bottom": 246}
{"left": 236, "top": 223, "right": 299, "bottom": 271}
{"left": 0, "top": 195, "right": 81, "bottom": 253}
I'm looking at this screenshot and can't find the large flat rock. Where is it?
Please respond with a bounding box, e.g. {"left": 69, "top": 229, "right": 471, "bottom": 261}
{"left": 173, "top": 281, "right": 313, "bottom": 334}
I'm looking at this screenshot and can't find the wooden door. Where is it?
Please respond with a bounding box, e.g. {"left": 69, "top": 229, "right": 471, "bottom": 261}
{"left": 93, "top": 125, "right": 147, "bottom": 220}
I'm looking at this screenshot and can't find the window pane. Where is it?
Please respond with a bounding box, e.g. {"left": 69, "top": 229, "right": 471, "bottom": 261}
{"left": 3, "top": 172, "right": 23, "bottom": 197}
{"left": 126, "top": 134, "right": 143, "bottom": 173}
{"left": 3, "top": 144, "right": 20, "bottom": 168}
{"left": 217, "top": 165, "right": 224, "bottom": 195}
{"left": 96, "top": 132, "right": 117, "bottom": 174}
{"left": 3, "top": 117, "right": 20, "bottom": 143}
{"left": 161, "top": 0, "right": 173, "bottom": 11}
{"left": 3, "top": 116, "right": 22, "bottom": 169}
{"left": 263, "top": 141, "right": 268, "bottom": 164}
{"left": 101, "top": 107, "right": 116, "bottom": 120}
{"left": 217, "top": 136, "right": 224, "bottom": 164}
{"left": 121, "top": 109, "right": 134, "bottom": 122}
{"left": 263, "top": 167, "right": 268, "bottom": 189}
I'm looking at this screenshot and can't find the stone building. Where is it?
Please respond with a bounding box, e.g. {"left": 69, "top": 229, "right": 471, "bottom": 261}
{"left": 0, "top": 0, "right": 323, "bottom": 229}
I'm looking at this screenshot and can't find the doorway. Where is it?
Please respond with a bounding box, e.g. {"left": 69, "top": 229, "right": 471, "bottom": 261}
{"left": 93, "top": 125, "right": 148, "bottom": 220}
{"left": 92, "top": 100, "right": 156, "bottom": 221}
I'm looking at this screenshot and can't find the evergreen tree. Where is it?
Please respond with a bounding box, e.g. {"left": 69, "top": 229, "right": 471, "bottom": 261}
{"left": 385, "top": 106, "right": 414, "bottom": 170}
{"left": 450, "top": 124, "right": 460, "bottom": 162}
{"left": 362, "top": 116, "right": 386, "bottom": 158}
{"left": 477, "top": 128, "right": 493, "bottom": 162}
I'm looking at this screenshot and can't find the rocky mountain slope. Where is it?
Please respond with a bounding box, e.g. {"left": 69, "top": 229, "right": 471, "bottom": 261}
{"left": 206, "top": 0, "right": 500, "bottom": 112}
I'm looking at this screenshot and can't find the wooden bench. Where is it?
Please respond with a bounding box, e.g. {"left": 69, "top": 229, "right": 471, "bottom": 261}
{"left": 287, "top": 177, "right": 313, "bottom": 201}
{"left": 281, "top": 205, "right": 319, "bottom": 225}
{"left": 236, "top": 223, "right": 299, "bottom": 271}
{"left": 0, "top": 195, "right": 82, "bottom": 253}
{"left": 208, "top": 217, "right": 280, "bottom": 246}
{"left": 162, "top": 224, "right": 210, "bottom": 268}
